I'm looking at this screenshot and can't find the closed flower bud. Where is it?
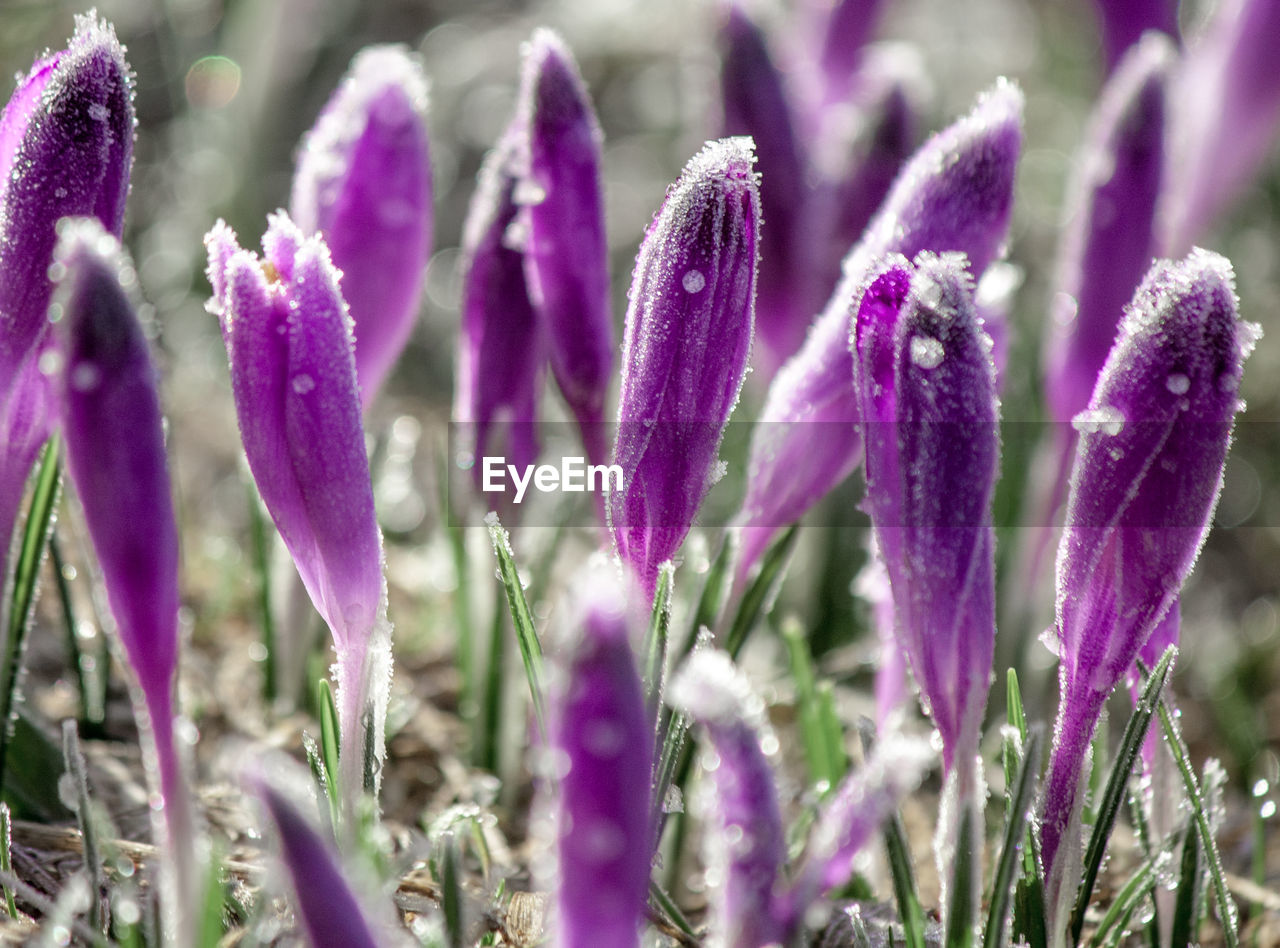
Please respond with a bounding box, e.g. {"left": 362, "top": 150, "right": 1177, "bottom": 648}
{"left": 455, "top": 127, "right": 545, "bottom": 490}
{"left": 1039, "top": 249, "right": 1256, "bottom": 916}
{"left": 546, "top": 565, "right": 651, "bottom": 948}
{"left": 736, "top": 80, "right": 1021, "bottom": 579}
{"left": 609, "top": 138, "right": 760, "bottom": 599}
{"left": 291, "top": 45, "right": 432, "bottom": 411}
{"left": 853, "top": 252, "right": 999, "bottom": 779}
{"left": 516, "top": 30, "right": 613, "bottom": 466}
{"left": 205, "top": 213, "right": 390, "bottom": 803}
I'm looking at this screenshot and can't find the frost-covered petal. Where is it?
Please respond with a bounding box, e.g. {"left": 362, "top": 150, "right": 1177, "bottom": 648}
{"left": 1040, "top": 249, "right": 1255, "bottom": 908}
{"left": 291, "top": 45, "right": 431, "bottom": 409}
{"left": 610, "top": 138, "right": 760, "bottom": 599}
{"left": 547, "top": 564, "right": 651, "bottom": 948}
{"left": 735, "top": 79, "right": 1022, "bottom": 578}
{"left": 454, "top": 126, "right": 544, "bottom": 487}
{"left": 517, "top": 30, "right": 612, "bottom": 464}
{"left": 669, "top": 651, "right": 787, "bottom": 948}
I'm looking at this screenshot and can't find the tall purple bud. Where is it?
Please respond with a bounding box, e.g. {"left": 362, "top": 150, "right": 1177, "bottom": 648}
{"left": 853, "top": 253, "right": 999, "bottom": 782}
{"left": 51, "top": 220, "right": 196, "bottom": 943}
{"left": 1089, "top": 0, "right": 1179, "bottom": 74}
{"left": 668, "top": 650, "right": 788, "bottom": 948}
{"left": 516, "top": 30, "right": 613, "bottom": 467}
{"left": 205, "top": 214, "right": 390, "bottom": 808}
{"left": 0, "top": 13, "right": 134, "bottom": 586}
{"left": 1044, "top": 33, "right": 1173, "bottom": 429}
{"left": 813, "top": 0, "right": 890, "bottom": 108}
{"left": 291, "top": 45, "right": 432, "bottom": 411}
{"left": 1162, "top": 0, "right": 1280, "bottom": 253}
{"left": 455, "top": 128, "right": 545, "bottom": 495}
{"left": 609, "top": 139, "right": 760, "bottom": 600}
{"left": 736, "top": 80, "right": 1022, "bottom": 579}
{"left": 719, "top": 3, "right": 807, "bottom": 367}
{"left": 1039, "top": 250, "right": 1256, "bottom": 927}
{"left": 544, "top": 564, "right": 652, "bottom": 948}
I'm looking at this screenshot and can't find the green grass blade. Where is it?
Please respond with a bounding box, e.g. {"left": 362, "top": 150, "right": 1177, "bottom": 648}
{"left": 485, "top": 514, "right": 546, "bottom": 738}
{"left": 0, "top": 803, "right": 15, "bottom": 919}
{"left": 441, "top": 837, "right": 464, "bottom": 948}
{"left": 61, "top": 721, "right": 104, "bottom": 933}
{"left": 643, "top": 563, "right": 674, "bottom": 704}
{"left": 1170, "top": 812, "right": 1200, "bottom": 948}
{"left": 0, "top": 438, "right": 61, "bottom": 796}
{"left": 649, "top": 878, "right": 697, "bottom": 939}
{"left": 986, "top": 729, "right": 1042, "bottom": 948}
{"left": 1090, "top": 852, "right": 1158, "bottom": 947}
{"left": 1149, "top": 671, "right": 1240, "bottom": 947}
{"left": 245, "top": 483, "right": 276, "bottom": 704}
{"left": 782, "top": 619, "right": 844, "bottom": 789}
{"left": 725, "top": 525, "right": 798, "bottom": 659}
{"left": 317, "top": 679, "right": 341, "bottom": 811}
{"left": 678, "top": 534, "right": 733, "bottom": 661}
{"left": 301, "top": 732, "right": 339, "bottom": 836}
{"left": 48, "top": 535, "right": 102, "bottom": 734}
{"left": 1006, "top": 668, "right": 1027, "bottom": 741}
{"left": 1070, "top": 644, "right": 1176, "bottom": 946}
{"left": 198, "top": 850, "right": 227, "bottom": 948}
{"left": 946, "top": 806, "right": 977, "bottom": 948}
{"left": 885, "top": 812, "right": 927, "bottom": 948}
{"left": 476, "top": 584, "right": 506, "bottom": 773}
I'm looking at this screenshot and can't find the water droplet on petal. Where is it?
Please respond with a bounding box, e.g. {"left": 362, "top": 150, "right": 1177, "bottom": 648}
{"left": 682, "top": 269, "right": 705, "bottom": 293}
{"left": 909, "top": 335, "right": 944, "bottom": 369}
{"left": 1165, "top": 373, "right": 1190, "bottom": 395}
{"left": 1071, "top": 405, "right": 1124, "bottom": 436}
{"left": 292, "top": 374, "right": 315, "bottom": 394}
{"left": 71, "top": 363, "right": 101, "bottom": 392}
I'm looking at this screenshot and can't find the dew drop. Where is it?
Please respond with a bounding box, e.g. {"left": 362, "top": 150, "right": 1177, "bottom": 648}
{"left": 909, "top": 335, "right": 944, "bottom": 369}
{"left": 71, "top": 362, "right": 101, "bottom": 392}
{"left": 38, "top": 350, "right": 64, "bottom": 376}
{"left": 682, "top": 269, "right": 706, "bottom": 293}
{"left": 1071, "top": 405, "right": 1124, "bottom": 436}
{"left": 514, "top": 178, "right": 547, "bottom": 206}
{"left": 53, "top": 186, "right": 67, "bottom": 199}
{"left": 88, "top": 102, "right": 109, "bottom": 122}
{"left": 291, "top": 373, "right": 315, "bottom": 394}
{"left": 1165, "top": 373, "right": 1190, "bottom": 395}
{"left": 914, "top": 275, "right": 944, "bottom": 310}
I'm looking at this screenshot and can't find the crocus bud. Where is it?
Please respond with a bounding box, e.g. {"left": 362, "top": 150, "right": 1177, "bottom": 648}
{"left": 291, "top": 45, "right": 432, "bottom": 411}
{"left": 516, "top": 30, "right": 613, "bottom": 466}
{"left": 1044, "top": 33, "right": 1173, "bottom": 428}
{"left": 609, "top": 138, "right": 760, "bottom": 600}
{"left": 1039, "top": 250, "right": 1256, "bottom": 920}
{"left": 1090, "top": 0, "right": 1179, "bottom": 73}
{"left": 0, "top": 13, "right": 134, "bottom": 579}
{"left": 52, "top": 219, "right": 197, "bottom": 943}
{"left": 205, "top": 214, "right": 390, "bottom": 805}
{"left": 719, "top": 3, "right": 806, "bottom": 366}
{"left": 853, "top": 253, "right": 999, "bottom": 780}
{"left": 668, "top": 650, "right": 787, "bottom": 948}
{"left": 854, "top": 539, "right": 907, "bottom": 735}
{"left": 813, "top": 0, "right": 890, "bottom": 108}
{"left": 246, "top": 762, "right": 387, "bottom": 948}
{"left": 455, "top": 127, "right": 545, "bottom": 491}
{"left": 546, "top": 564, "right": 651, "bottom": 948}
{"left": 736, "top": 80, "right": 1022, "bottom": 578}
{"left": 1162, "top": 0, "right": 1280, "bottom": 252}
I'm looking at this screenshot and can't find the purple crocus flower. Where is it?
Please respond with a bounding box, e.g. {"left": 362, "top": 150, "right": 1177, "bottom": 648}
{"left": 246, "top": 762, "right": 388, "bottom": 948}
{"left": 1161, "top": 0, "right": 1280, "bottom": 253}
{"left": 206, "top": 214, "right": 390, "bottom": 806}
{"left": 290, "top": 45, "right": 432, "bottom": 412}
{"left": 51, "top": 219, "right": 197, "bottom": 942}
{"left": 855, "top": 539, "right": 907, "bottom": 735}
{"left": 516, "top": 30, "right": 613, "bottom": 468}
{"left": 1089, "top": 0, "right": 1179, "bottom": 73}
{"left": 455, "top": 126, "right": 545, "bottom": 496}
{"left": 812, "top": 0, "right": 891, "bottom": 108}
{"left": 736, "top": 80, "right": 1022, "bottom": 579}
{"left": 719, "top": 3, "right": 806, "bottom": 367}
{"left": 546, "top": 564, "right": 651, "bottom": 948}
{"left": 1039, "top": 250, "right": 1256, "bottom": 924}
{"left": 1044, "top": 33, "right": 1173, "bottom": 430}
{"left": 0, "top": 13, "right": 134, "bottom": 586}
{"left": 853, "top": 253, "right": 999, "bottom": 783}
{"left": 609, "top": 138, "right": 760, "bottom": 600}
{"left": 668, "top": 649, "right": 788, "bottom": 948}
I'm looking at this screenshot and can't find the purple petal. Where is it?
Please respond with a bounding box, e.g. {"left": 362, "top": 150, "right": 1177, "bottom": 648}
{"left": 0, "top": 13, "right": 134, "bottom": 378}
{"left": 517, "top": 30, "right": 613, "bottom": 465}
{"left": 1040, "top": 249, "right": 1256, "bottom": 898}
{"left": 668, "top": 650, "right": 787, "bottom": 948}
{"left": 814, "top": 0, "right": 891, "bottom": 107}
{"left": 854, "top": 253, "right": 999, "bottom": 776}
{"left": 1162, "top": 0, "right": 1280, "bottom": 251}
{"left": 455, "top": 126, "right": 545, "bottom": 488}
{"left": 1043, "top": 33, "right": 1173, "bottom": 427}
{"left": 291, "top": 45, "right": 432, "bottom": 410}
{"left": 247, "top": 764, "right": 385, "bottom": 948}
{"left": 548, "top": 565, "right": 651, "bottom": 948}
{"left": 1089, "top": 0, "right": 1179, "bottom": 73}
{"left": 609, "top": 138, "right": 760, "bottom": 599}
{"left": 719, "top": 3, "right": 807, "bottom": 366}
{"left": 735, "top": 79, "right": 1022, "bottom": 579}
